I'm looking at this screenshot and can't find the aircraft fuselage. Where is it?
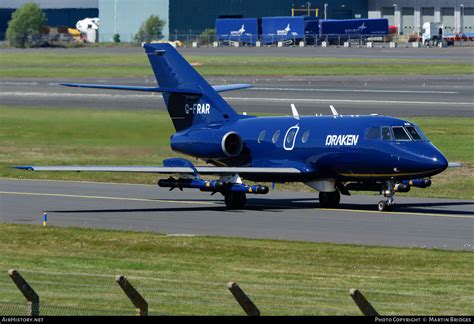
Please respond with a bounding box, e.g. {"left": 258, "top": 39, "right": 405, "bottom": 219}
{"left": 172, "top": 114, "right": 448, "bottom": 183}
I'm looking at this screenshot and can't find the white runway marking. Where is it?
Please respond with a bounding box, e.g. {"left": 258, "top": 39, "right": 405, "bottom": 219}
{"left": 1, "top": 191, "right": 472, "bottom": 219}
{"left": 224, "top": 96, "right": 474, "bottom": 106}
{"left": 251, "top": 87, "right": 459, "bottom": 94}
{"left": 1, "top": 91, "right": 472, "bottom": 106}
{"left": 0, "top": 191, "right": 215, "bottom": 206}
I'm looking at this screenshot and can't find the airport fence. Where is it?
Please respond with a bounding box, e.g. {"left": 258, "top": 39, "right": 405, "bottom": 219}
{"left": 164, "top": 33, "right": 473, "bottom": 48}
{"left": 3, "top": 268, "right": 471, "bottom": 317}
{"left": 3, "top": 30, "right": 472, "bottom": 48}
{"left": 0, "top": 268, "right": 385, "bottom": 316}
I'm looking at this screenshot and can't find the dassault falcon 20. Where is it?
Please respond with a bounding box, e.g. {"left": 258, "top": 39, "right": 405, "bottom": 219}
{"left": 16, "top": 43, "right": 460, "bottom": 211}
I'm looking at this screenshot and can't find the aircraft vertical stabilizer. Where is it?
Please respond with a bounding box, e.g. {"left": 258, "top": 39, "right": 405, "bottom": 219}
{"left": 143, "top": 43, "right": 240, "bottom": 131}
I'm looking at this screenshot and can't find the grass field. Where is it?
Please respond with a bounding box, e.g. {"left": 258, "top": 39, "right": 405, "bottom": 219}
{"left": 0, "top": 106, "right": 472, "bottom": 199}
{"left": 0, "top": 224, "right": 472, "bottom": 315}
{"left": 0, "top": 51, "right": 472, "bottom": 77}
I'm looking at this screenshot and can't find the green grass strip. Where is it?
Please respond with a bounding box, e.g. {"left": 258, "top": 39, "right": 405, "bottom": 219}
{"left": 0, "top": 224, "right": 472, "bottom": 315}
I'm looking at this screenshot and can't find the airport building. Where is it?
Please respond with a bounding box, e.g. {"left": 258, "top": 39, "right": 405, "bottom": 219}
{"left": 0, "top": 0, "right": 98, "bottom": 40}
{"left": 98, "top": 0, "right": 369, "bottom": 42}
{"left": 369, "top": 0, "right": 474, "bottom": 35}
{"left": 1, "top": 1, "right": 472, "bottom": 42}
{"left": 99, "top": 0, "right": 473, "bottom": 42}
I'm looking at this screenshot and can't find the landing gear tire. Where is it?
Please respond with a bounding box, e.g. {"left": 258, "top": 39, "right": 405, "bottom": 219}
{"left": 378, "top": 200, "right": 394, "bottom": 212}
{"left": 319, "top": 190, "right": 341, "bottom": 208}
{"left": 224, "top": 192, "right": 247, "bottom": 210}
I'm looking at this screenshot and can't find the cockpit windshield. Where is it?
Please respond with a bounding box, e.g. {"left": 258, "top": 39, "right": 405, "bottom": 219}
{"left": 381, "top": 127, "right": 392, "bottom": 141}
{"left": 365, "top": 125, "right": 429, "bottom": 142}
{"left": 392, "top": 127, "right": 411, "bottom": 141}
{"left": 405, "top": 126, "right": 422, "bottom": 141}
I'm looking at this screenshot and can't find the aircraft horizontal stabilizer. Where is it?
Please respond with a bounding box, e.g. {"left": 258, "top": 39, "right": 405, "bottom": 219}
{"left": 61, "top": 83, "right": 253, "bottom": 94}
{"left": 212, "top": 84, "right": 253, "bottom": 92}
{"left": 60, "top": 83, "right": 202, "bottom": 94}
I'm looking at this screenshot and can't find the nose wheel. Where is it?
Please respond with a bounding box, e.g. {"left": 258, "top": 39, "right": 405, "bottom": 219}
{"left": 378, "top": 180, "right": 396, "bottom": 212}
{"left": 378, "top": 197, "right": 395, "bottom": 211}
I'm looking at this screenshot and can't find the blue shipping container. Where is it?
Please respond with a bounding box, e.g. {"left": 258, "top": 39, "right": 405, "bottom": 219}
{"left": 216, "top": 18, "right": 259, "bottom": 44}
{"left": 262, "top": 16, "right": 319, "bottom": 45}
{"left": 320, "top": 18, "right": 389, "bottom": 37}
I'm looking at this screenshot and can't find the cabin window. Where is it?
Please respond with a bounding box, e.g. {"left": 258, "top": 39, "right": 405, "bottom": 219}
{"left": 272, "top": 130, "right": 280, "bottom": 144}
{"left": 301, "top": 130, "right": 310, "bottom": 143}
{"left": 405, "top": 126, "right": 422, "bottom": 141}
{"left": 392, "top": 126, "right": 411, "bottom": 141}
{"left": 365, "top": 127, "right": 381, "bottom": 140}
{"left": 286, "top": 129, "right": 297, "bottom": 144}
{"left": 257, "top": 130, "right": 266, "bottom": 143}
{"left": 381, "top": 127, "right": 392, "bottom": 141}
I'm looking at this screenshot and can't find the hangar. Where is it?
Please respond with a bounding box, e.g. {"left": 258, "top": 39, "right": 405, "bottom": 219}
{"left": 0, "top": 0, "right": 98, "bottom": 40}
{"left": 99, "top": 0, "right": 473, "bottom": 42}
{"left": 369, "top": 0, "right": 474, "bottom": 36}
{"left": 98, "top": 0, "right": 369, "bottom": 42}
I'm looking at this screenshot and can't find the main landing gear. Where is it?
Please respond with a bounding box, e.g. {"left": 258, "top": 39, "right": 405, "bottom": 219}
{"left": 224, "top": 192, "right": 247, "bottom": 209}
{"left": 319, "top": 190, "right": 341, "bottom": 208}
{"left": 378, "top": 180, "right": 396, "bottom": 212}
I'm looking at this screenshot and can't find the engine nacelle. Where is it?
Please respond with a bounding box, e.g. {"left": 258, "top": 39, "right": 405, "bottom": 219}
{"left": 170, "top": 129, "right": 243, "bottom": 159}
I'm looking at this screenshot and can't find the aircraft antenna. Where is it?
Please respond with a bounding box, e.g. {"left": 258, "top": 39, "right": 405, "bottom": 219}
{"left": 291, "top": 104, "right": 300, "bottom": 120}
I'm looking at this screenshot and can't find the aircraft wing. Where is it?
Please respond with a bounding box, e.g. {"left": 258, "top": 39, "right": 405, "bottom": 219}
{"left": 15, "top": 165, "right": 301, "bottom": 176}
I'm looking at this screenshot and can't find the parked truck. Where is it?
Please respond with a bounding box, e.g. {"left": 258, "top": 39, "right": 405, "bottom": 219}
{"left": 319, "top": 18, "right": 389, "bottom": 44}
{"left": 422, "top": 22, "right": 454, "bottom": 46}
{"left": 262, "top": 16, "right": 319, "bottom": 45}
{"left": 215, "top": 18, "right": 259, "bottom": 45}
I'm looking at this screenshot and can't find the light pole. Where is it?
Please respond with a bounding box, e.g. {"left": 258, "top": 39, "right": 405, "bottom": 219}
{"left": 114, "top": 0, "right": 117, "bottom": 36}
{"left": 460, "top": 4, "right": 464, "bottom": 33}
{"left": 393, "top": 4, "right": 399, "bottom": 35}
{"left": 324, "top": 3, "right": 328, "bottom": 20}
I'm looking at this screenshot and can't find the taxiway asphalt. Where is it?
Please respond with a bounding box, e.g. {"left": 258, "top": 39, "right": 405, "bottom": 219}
{"left": 0, "top": 179, "right": 472, "bottom": 250}
{"left": 1, "top": 75, "right": 473, "bottom": 117}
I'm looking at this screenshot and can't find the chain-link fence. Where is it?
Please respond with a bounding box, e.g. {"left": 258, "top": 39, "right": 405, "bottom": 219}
{"left": 2, "top": 30, "right": 472, "bottom": 48}
{"left": 164, "top": 33, "right": 474, "bottom": 48}
{"left": 0, "top": 301, "right": 135, "bottom": 316}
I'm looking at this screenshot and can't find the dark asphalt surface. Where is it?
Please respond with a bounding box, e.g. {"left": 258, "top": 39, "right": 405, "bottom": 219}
{"left": 1, "top": 75, "right": 473, "bottom": 117}
{"left": 3, "top": 45, "right": 474, "bottom": 61}
{"left": 0, "top": 179, "right": 472, "bottom": 250}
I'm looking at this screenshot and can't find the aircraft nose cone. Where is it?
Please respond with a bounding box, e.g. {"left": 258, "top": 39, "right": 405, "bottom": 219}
{"left": 432, "top": 152, "right": 448, "bottom": 171}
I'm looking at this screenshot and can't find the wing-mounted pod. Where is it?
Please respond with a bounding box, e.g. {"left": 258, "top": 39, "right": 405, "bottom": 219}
{"left": 171, "top": 129, "right": 244, "bottom": 159}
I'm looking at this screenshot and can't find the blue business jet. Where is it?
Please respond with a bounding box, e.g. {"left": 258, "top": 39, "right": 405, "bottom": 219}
{"left": 17, "top": 43, "right": 457, "bottom": 211}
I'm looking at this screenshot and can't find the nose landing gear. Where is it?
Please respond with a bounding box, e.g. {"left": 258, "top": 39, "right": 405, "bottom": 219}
{"left": 378, "top": 180, "right": 395, "bottom": 212}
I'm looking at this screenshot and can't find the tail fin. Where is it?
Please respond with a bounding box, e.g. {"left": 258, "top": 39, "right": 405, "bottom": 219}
{"left": 143, "top": 43, "right": 239, "bottom": 131}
